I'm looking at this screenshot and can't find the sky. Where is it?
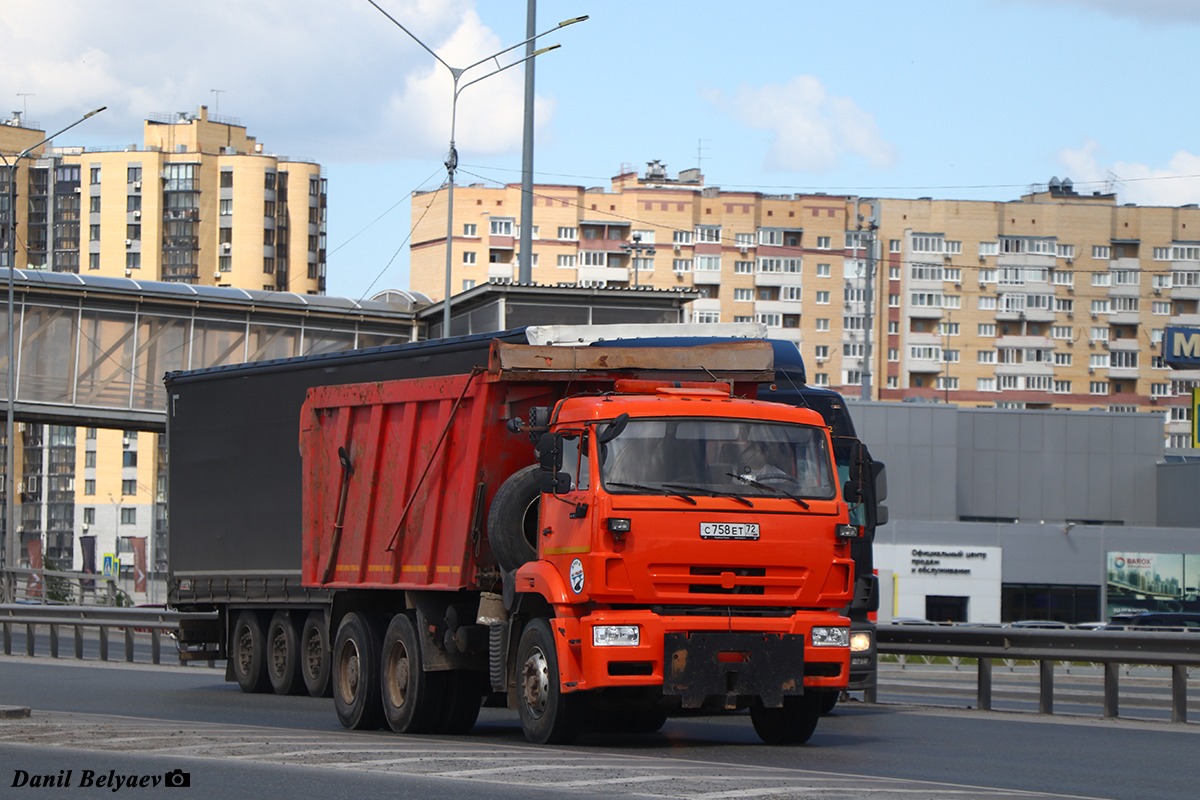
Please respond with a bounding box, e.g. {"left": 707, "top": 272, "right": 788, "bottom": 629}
{"left": 4, "top": 0, "right": 1200, "bottom": 301}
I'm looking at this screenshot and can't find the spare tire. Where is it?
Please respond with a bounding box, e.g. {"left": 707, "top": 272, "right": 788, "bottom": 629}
{"left": 488, "top": 465, "right": 542, "bottom": 573}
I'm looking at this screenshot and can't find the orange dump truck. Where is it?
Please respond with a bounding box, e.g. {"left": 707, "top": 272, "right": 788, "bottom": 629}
{"left": 299, "top": 339, "right": 876, "bottom": 744}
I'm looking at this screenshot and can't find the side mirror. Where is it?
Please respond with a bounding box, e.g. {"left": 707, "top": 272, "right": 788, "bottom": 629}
{"left": 536, "top": 432, "right": 562, "bottom": 472}
{"left": 540, "top": 471, "right": 571, "bottom": 494}
{"left": 842, "top": 480, "right": 862, "bottom": 504}
{"left": 596, "top": 413, "right": 629, "bottom": 445}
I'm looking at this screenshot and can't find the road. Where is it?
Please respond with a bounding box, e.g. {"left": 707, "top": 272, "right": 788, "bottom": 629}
{"left": 1, "top": 657, "right": 1197, "bottom": 799}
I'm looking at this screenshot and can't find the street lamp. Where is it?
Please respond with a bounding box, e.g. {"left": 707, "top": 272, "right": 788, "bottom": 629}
{"left": 620, "top": 232, "right": 656, "bottom": 288}
{"left": 367, "top": 1, "right": 586, "bottom": 338}
{"left": 1, "top": 105, "right": 106, "bottom": 601}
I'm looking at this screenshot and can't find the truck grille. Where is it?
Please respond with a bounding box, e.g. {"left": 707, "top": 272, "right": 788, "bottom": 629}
{"left": 645, "top": 564, "right": 808, "bottom": 601}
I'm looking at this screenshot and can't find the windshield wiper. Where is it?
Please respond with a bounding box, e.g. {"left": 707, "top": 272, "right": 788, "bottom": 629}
{"left": 662, "top": 483, "right": 754, "bottom": 507}
{"left": 726, "top": 473, "right": 810, "bottom": 510}
{"left": 606, "top": 481, "right": 698, "bottom": 505}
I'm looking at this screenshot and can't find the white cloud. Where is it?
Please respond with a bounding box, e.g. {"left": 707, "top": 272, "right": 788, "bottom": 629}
{"left": 706, "top": 76, "right": 896, "bottom": 174}
{"left": 1059, "top": 140, "right": 1200, "bottom": 206}
{"left": 1004, "top": 0, "right": 1200, "bottom": 24}
{"left": 0, "top": 0, "right": 555, "bottom": 163}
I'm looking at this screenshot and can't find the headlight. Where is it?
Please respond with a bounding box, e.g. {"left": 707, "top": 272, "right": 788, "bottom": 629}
{"left": 850, "top": 631, "right": 873, "bottom": 653}
{"left": 811, "top": 626, "right": 850, "bottom": 647}
{"left": 593, "top": 625, "right": 640, "bottom": 647}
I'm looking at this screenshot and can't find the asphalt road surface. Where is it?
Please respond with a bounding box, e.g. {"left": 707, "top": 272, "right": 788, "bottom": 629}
{"left": 1, "top": 657, "right": 1197, "bottom": 799}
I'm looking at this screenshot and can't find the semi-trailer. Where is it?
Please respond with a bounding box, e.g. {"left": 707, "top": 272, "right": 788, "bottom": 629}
{"left": 167, "top": 326, "right": 884, "bottom": 744}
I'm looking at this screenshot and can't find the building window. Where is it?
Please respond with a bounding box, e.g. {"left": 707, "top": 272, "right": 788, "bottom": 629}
{"left": 582, "top": 252, "right": 606, "bottom": 267}
{"left": 843, "top": 370, "right": 863, "bottom": 386}
{"left": 887, "top": 348, "right": 899, "bottom": 362}
{"left": 673, "top": 230, "right": 693, "bottom": 245}
{"left": 84, "top": 479, "right": 95, "bottom": 496}
{"left": 672, "top": 259, "right": 691, "bottom": 273}
{"left": 462, "top": 251, "right": 476, "bottom": 265}
{"left": 695, "top": 256, "right": 721, "bottom": 272}
{"left": 734, "top": 288, "right": 753, "bottom": 302}
{"left": 889, "top": 266, "right": 901, "bottom": 280}
{"left": 816, "top": 236, "right": 831, "bottom": 249}
{"left": 977, "top": 350, "right": 996, "bottom": 364}
{"left": 734, "top": 261, "right": 754, "bottom": 274}
{"left": 815, "top": 318, "right": 830, "bottom": 331}
{"left": 816, "top": 291, "right": 830, "bottom": 304}
{"left": 123, "top": 451, "right": 137, "bottom": 468}
{"left": 126, "top": 253, "right": 140, "bottom": 270}
{"left": 693, "top": 311, "right": 720, "bottom": 324}
{"left": 219, "top": 199, "right": 233, "bottom": 216}
{"left": 888, "top": 321, "right": 900, "bottom": 334}
{"left": 462, "top": 223, "right": 477, "bottom": 237}
{"left": 462, "top": 279, "right": 476, "bottom": 291}
{"left": 557, "top": 255, "right": 576, "bottom": 268}
{"left": 816, "top": 263, "right": 831, "bottom": 277}
{"left": 756, "top": 228, "right": 780, "bottom": 245}
{"left": 977, "top": 377, "right": 996, "bottom": 392}
{"left": 781, "top": 286, "right": 802, "bottom": 302}
{"left": 88, "top": 253, "right": 100, "bottom": 270}
{"left": 220, "top": 171, "right": 233, "bottom": 188}
{"left": 1089, "top": 381, "right": 1110, "bottom": 395}
{"left": 490, "top": 219, "right": 513, "bottom": 236}
{"left": 814, "top": 345, "right": 829, "bottom": 360}
{"left": 813, "top": 373, "right": 829, "bottom": 386}
{"left": 120, "top": 508, "right": 136, "bottom": 525}
{"left": 1093, "top": 245, "right": 1112, "bottom": 260}
{"left": 122, "top": 479, "right": 137, "bottom": 496}
{"left": 1052, "top": 270, "right": 1074, "bottom": 287}
{"left": 757, "top": 313, "right": 782, "bottom": 328}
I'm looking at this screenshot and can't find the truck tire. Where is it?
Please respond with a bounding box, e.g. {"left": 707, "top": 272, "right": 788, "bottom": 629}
{"left": 300, "top": 611, "right": 332, "bottom": 698}
{"left": 267, "top": 611, "right": 305, "bottom": 695}
{"left": 381, "top": 613, "right": 446, "bottom": 734}
{"left": 820, "top": 689, "right": 839, "bottom": 715}
{"left": 333, "top": 612, "right": 384, "bottom": 730}
{"left": 488, "top": 465, "right": 541, "bottom": 574}
{"left": 516, "top": 618, "right": 581, "bottom": 745}
{"left": 435, "top": 671, "right": 486, "bottom": 735}
{"left": 749, "top": 691, "right": 822, "bottom": 745}
{"left": 231, "top": 611, "right": 271, "bottom": 693}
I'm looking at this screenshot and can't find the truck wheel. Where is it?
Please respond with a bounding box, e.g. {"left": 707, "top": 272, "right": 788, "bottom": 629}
{"left": 232, "top": 611, "right": 270, "bottom": 693}
{"left": 381, "top": 613, "right": 446, "bottom": 734}
{"left": 488, "top": 465, "right": 541, "bottom": 573}
{"left": 301, "top": 611, "right": 332, "bottom": 698}
{"left": 516, "top": 618, "right": 581, "bottom": 745}
{"left": 267, "top": 611, "right": 304, "bottom": 695}
{"left": 333, "top": 612, "right": 384, "bottom": 730}
{"left": 750, "top": 691, "right": 823, "bottom": 745}
{"left": 626, "top": 706, "right": 669, "bottom": 734}
{"left": 435, "top": 670, "right": 486, "bottom": 735}
{"left": 820, "top": 690, "right": 839, "bottom": 715}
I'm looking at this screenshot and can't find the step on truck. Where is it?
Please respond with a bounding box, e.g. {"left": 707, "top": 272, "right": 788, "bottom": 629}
{"left": 167, "top": 328, "right": 884, "bottom": 744}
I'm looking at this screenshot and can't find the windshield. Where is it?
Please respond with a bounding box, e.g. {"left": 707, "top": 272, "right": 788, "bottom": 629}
{"left": 601, "top": 417, "right": 836, "bottom": 500}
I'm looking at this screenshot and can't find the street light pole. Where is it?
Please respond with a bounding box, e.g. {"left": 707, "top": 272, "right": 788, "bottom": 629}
{"left": 367, "top": 2, "right": 586, "bottom": 338}
{"left": 1, "top": 106, "right": 106, "bottom": 602}
{"left": 620, "top": 233, "right": 655, "bottom": 288}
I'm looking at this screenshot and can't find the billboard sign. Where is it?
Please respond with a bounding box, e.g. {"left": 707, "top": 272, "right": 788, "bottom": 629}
{"left": 1164, "top": 327, "right": 1200, "bottom": 367}
{"left": 1106, "top": 551, "right": 1200, "bottom": 616}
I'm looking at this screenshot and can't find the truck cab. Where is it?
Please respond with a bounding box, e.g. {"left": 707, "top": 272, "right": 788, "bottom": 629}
{"left": 501, "top": 379, "right": 860, "bottom": 743}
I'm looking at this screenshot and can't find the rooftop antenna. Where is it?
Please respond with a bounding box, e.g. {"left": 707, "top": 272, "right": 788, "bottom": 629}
{"left": 696, "top": 138, "right": 709, "bottom": 175}
{"left": 16, "top": 93, "right": 33, "bottom": 121}
{"left": 211, "top": 89, "right": 224, "bottom": 118}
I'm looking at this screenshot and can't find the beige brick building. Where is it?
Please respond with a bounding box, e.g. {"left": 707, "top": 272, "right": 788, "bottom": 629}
{"left": 0, "top": 108, "right": 329, "bottom": 582}
{"left": 411, "top": 164, "right": 1195, "bottom": 447}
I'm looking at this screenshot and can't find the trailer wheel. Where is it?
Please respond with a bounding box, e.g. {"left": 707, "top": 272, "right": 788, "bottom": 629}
{"left": 381, "top": 613, "right": 446, "bottom": 734}
{"left": 435, "top": 671, "right": 486, "bottom": 735}
{"left": 266, "top": 611, "right": 305, "bottom": 695}
{"left": 516, "top": 618, "right": 581, "bottom": 745}
{"left": 333, "top": 612, "right": 384, "bottom": 730}
{"left": 301, "top": 611, "right": 332, "bottom": 698}
{"left": 488, "top": 465, "right": 541, "bottom": 573}
{"left": 749, "top": 691, "right": 822, "bottom": 745}
{"left": 231, "top": 611, "right": 270, "bottom": 693}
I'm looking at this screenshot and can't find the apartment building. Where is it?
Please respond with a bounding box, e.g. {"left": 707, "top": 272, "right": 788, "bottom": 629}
{"left": 0, "top": 107, "right": 330, "bottom": 584}
{"left": 410, "top": 165, "right": 1196, "bottom": 446}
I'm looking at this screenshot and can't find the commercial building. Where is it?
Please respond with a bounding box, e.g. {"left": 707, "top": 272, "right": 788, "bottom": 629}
{"left": 410, "top": 162, "right": 1197, "bottom": 447}
{"left": 0, "top": 107, "right": 328, "bottom": 593}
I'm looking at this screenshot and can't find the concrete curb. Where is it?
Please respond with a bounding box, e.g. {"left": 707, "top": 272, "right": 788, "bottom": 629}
{"left": 0, "top": 705, "right": 31, "bottom": 719}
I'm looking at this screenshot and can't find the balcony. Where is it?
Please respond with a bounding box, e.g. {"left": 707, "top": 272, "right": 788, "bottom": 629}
{"left": 754, "top": 270, "right": 803, "bottom": 287}
{"left": 486, "top": 263, "right": 513, "bottom": 281}
{"left": 1109, "top": 312, "right": 1140, "bottom": 326}
{"left": 692, "top": 270, "right": 722, "bottom": 285}
{"left": 1108, "top": 338, "right": 1140, "bottom": 352}
{"left": 1108, "top": 367, "right": 1139, "bottom": 380}
{"left": 755, "top": 300, "right": 798, "bottom": 317}
{"left": 1171, "top": 286, "right": 1200, "bottom": 301}
{"left": 577, "top": 266, "right": 629, "bottom": 283}
{"left": 1170, "top": 314, "right": 1200, "bottom": 326}
{"left": 907, "top": 362, "right": 944, "bottom": 374}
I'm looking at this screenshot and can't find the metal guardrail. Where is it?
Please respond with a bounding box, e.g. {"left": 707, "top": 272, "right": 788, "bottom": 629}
{"left": 2, "top": 567, "right": 128, "bottom": 607}
{"left": 876, "top": 624, "right": 1200, "bottom": 722}
{"left": 0, "top": 603, "right": 217, "bottom": 666}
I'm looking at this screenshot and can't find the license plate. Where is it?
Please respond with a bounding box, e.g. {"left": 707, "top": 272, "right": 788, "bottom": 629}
{"left": 700, "top": 522, "right": 760, "bottom": 540}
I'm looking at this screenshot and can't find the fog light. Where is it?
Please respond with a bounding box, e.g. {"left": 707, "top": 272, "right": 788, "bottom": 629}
{"left": 593, "top": 625, "right": 639, "bottom": 647}
{"left": 812, "top": 626, "right": 849, "bottom": 647}
{"left": 835, "top": 524, "right": 858, "bottom": 539}
{"left": 607, "top": 518, "right": 631, "bottom": 533}
{"left": 850, "top": 631, "right": 873, "bottom": 653}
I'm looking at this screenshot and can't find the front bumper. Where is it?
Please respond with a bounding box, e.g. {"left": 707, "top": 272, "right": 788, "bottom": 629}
{"left": 551, "top": 609, "right": 849, "bottom": 704}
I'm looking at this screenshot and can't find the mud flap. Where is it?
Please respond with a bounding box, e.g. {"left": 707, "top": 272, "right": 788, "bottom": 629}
{"left": 663, "top": 631, "right": 806, "bottom": 708}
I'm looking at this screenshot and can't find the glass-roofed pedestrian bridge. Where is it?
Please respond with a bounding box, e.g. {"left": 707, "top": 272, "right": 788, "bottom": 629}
{"left": 0, "top": 270, "right": 426, "bottom": 431}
